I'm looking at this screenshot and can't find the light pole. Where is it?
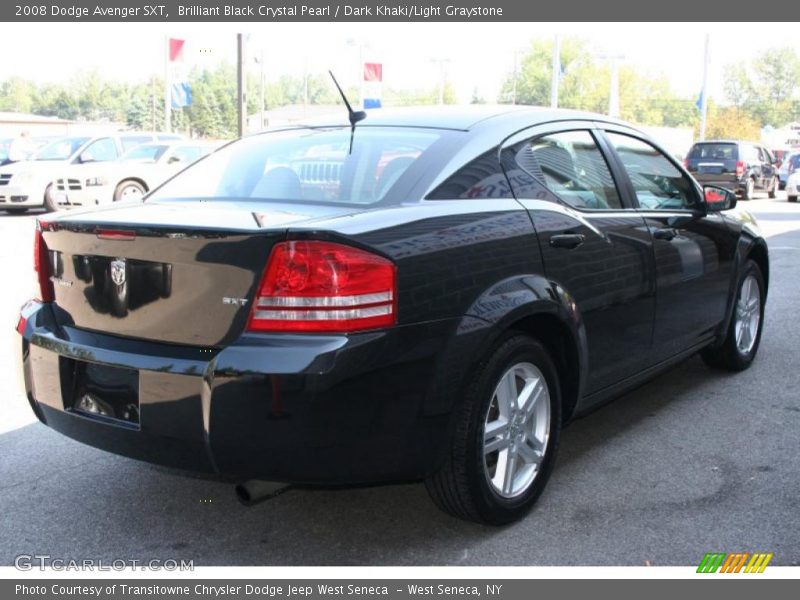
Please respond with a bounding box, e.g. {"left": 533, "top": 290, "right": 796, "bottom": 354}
{"left": 598, "top": 53, "right": 626, "bottom": 118}
{"left": 346, "top": 39, "right": 370, "bottom": 109}
{"left": 699, "top": 34, "right": 710, "bottom": 141}
{"left": 550, "top": 34, "right": 560, "bottom": 108}
{"left": 431, "top": 57, "right": 450, "bottom": 105}
{"left": 253, "top": 48, "right": 266, "bottom": 130}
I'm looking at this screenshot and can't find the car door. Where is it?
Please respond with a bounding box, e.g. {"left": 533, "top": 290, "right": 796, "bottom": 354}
{"left": 500, "top": 125, "right": 656, "bottom": 394}
{"left": 600, "top": 129, "right": 736, "bottom": 363}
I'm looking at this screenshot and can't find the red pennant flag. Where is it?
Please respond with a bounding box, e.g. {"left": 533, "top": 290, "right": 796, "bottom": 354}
{"left": 169, "top": 38, "right": 185, "bottom": 62}
{"left": 363, "top": 62, "right": 382, "bottom": 83}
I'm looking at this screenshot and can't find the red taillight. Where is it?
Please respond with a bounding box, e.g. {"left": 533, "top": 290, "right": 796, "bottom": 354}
{"left": 34, "top": 222, "right": 54, "bottom": 303}
{"left": 683, "top": 159, "right": 689, "bottom": 169}
{"left": 97, "top": 228, "right": 136, "bottom": 241}
{"left": 736, "top": 160, "right": 745, "bottom": 178}
{"left": 247, "top": 241, "right": 397, "bottom": 333}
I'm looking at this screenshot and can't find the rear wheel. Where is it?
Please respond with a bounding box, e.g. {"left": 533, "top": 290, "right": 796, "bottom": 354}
{"left": 425, "top": 334, "right": 561, "bottom": 525}
{"left": 701, "top": 260, "right": 765, "bottom": 371}
{"left": 114, "top": 180, "right": 146, "bottom": 202}
{"left": 789, "top": 195, "right": 798, "bottom": 203}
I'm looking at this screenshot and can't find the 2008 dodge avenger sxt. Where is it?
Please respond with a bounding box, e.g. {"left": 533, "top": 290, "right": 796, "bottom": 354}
{"left": 17, "top": 106, "right": 768, "bottom": 524}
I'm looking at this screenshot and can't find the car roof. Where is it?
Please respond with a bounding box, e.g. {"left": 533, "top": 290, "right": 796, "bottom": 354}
{"left": 265, "top": 105, "right": 635, "bottom": 136}
{"left": 693, "top": 140, "right": 757, "bottom": 146}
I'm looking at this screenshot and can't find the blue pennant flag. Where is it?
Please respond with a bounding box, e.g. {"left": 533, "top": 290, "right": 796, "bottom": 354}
{"left": 171, "top": 82, "right": 192, "bottom": 108}
{"left": 696, "top": 88, "right": 705, "bottom": 111}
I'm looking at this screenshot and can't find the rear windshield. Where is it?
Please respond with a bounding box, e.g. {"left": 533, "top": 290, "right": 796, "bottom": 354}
{"left": 688, "top": 143, "right": 738, "bottom": 161}
{"left": 147, "top": 127, "right": 442, "bottom": 206}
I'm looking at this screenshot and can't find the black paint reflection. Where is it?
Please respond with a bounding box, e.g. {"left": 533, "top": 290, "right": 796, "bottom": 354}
{"left": 65, "top": 253, "right": 173, "bottom": 317}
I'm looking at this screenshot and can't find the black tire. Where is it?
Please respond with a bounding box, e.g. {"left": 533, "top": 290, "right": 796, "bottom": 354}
{"left": 5, "top": 208, "right": 28, "bottom": 215}
{"left": 742, "top": 177, "right": 755, "bottom": 200}
{"left": 789, "top": 196, "right": 797, "bottom": 203}
{"left": 43, "top": 184, "right": 58, "bottom": 212}
{"left": 768, "top": 177, "right": 779, "bottom": 199}
{"left": 114, "top": 180, "right": 146, "bottom": 202}
{"left": 425, "top": 333, "right": 561, "bottom": 525}
{"left": 701, "top": 260, "right": 765, "bottom": 371}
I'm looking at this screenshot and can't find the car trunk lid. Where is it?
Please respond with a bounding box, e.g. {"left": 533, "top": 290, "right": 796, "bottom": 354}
{"left": 41, "top": 199, "right": 356, "bottom": 347}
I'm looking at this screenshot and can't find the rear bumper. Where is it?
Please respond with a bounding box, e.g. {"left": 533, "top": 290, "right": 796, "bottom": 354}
{"left": 19, "top": 302, "right": 458, "bottom": 484}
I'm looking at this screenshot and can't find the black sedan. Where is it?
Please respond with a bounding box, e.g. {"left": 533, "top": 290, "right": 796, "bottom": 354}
{"left": 17, "top": 106, "right": 768, "bottom": 525}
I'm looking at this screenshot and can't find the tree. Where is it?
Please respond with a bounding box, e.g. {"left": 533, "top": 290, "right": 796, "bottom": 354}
{"left": 723, "top": 47, "right": 800, "bottom": 127}
{"left": 700, "top": 104, "right": 762, "bottom": 141}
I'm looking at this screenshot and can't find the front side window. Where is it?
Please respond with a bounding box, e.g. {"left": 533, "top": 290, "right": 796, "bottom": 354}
{"left": 512, "top": 130, "right": 623, "bottom": 210}
{"left": 605, "top": 132, "right": 697, "bottom": 211}
{"left": 149, "top": 127, "right": 441, "bottom": 206}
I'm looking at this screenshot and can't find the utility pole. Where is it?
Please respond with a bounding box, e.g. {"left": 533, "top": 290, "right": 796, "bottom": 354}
{"left": 236, "top": 33, "right": 246, "bottom": 138}
{"left": 164, "top": 35, "right": 171, "bottom": 132}
{"left": 550, "top": 34, "right": 560, "bottom": 108}
{"left": 699, "top": 34, "right": 710, "bottom": 141}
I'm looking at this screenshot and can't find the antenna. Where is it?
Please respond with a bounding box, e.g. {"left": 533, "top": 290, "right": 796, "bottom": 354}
{"left": 329, "top": 70, "right": 367, "bottom": 154}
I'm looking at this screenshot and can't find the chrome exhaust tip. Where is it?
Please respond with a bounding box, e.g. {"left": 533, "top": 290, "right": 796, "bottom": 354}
{"left": 235, "top": 480, "right": 290, "bottom": 506}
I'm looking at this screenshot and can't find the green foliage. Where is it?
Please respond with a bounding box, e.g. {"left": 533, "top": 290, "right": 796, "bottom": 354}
{"left": 723, "top": 46, "right": 800, "bottom": 127}
{"left": 499, "top": 37, "right": 697, "bottom": 128}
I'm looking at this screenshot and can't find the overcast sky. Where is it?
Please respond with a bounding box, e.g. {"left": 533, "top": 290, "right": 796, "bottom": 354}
{"left": 2, "top": 22, "right": 798, "bottom": 105}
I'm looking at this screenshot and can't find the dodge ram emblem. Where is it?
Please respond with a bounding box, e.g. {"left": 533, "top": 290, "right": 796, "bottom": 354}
{"left": 110, "top": 259, "right": 127, "bottom": 286}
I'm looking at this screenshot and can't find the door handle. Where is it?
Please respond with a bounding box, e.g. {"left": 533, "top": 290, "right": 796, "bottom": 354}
{"left": 653, "top": 227, "right": 678, "bottom": 241}
{"left": 549, "top": 233, "right": 585, "bottom": 249}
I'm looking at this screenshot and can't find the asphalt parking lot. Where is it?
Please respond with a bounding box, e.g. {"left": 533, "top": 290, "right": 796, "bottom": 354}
{"left": 1, "top": 196, "right": 798, "bottom": 567}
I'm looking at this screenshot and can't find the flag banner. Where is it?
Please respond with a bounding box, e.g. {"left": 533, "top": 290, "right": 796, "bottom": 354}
{"left": 696, "top": 88, "right": 705, "bottom": 110}
{"left": 171, "top": 82, "right": 192, "bottom": 108}
{"left": 363, "top": 62, "right": 383, "bottom": 82}
{"left": 169, "top": 38, "right": 185, "bottom": 61}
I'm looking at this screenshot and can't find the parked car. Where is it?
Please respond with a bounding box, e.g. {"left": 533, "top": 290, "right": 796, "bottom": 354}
{"left": 684, "top": 140, "right": 778, "bottom": 200}
{"left": 18, "top": 107, "right": 768, "bottom": 525}
{"left": 0, "top": 132, "right": 183, "bottom": 213}
{"left": 777, "top": 151, "right": 800, "bottom": 191}
{"left": 785, "top": 168, "right": 800, "bottom": 202}
{"left": 53, "top": 140, "right": 220, "bottom": 209}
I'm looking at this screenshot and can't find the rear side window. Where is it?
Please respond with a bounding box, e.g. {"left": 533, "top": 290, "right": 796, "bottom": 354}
{"left": 689, "top": 143, "right": 738, "bottom": 161}
{"left": 149, "top": 127, "right": 441, "bottom": 206}
{"left": 510, "top": 130, "right": 623, "bottom": 210}
{"left": 426, "top": 149, "right": 513, "bottom": 199}
{"left": 121, "top": 135, "right": 154, "bottom": 152}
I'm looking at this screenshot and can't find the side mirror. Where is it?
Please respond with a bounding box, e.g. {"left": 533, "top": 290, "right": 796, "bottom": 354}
{"left": 78, "top": 151, "right": 94, "bottom": 164}
{"left": 167, "top": 156, "right": 182, "bottom": 165}
{"left": 704, "top": 185, "right": 737, "bottom": 212}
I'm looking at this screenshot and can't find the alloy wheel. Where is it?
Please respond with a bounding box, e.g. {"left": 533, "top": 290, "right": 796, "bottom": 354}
{"left": 734, "top": 274, "right": 761, "bottom": 354}
{"left": 483, "top": 362, "right": 550, "bottom": 499}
